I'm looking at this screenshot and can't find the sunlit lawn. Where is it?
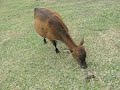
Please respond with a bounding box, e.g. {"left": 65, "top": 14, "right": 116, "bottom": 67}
{"left": 0, "top": 0, "right": 120, "bottom": 90}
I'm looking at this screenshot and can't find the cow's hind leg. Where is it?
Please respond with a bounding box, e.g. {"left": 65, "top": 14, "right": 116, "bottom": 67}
{"left": 51, "top": 40, "right": 60, "bottom": 53}
{"left": 44, "top": 38, "right": 47, "bottom": 44}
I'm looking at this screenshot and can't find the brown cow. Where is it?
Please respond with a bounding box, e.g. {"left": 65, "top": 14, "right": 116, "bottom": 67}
{"left": 34, "top": 8, "right": 87, "bottom": 69}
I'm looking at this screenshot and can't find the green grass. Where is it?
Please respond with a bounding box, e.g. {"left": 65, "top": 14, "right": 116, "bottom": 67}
{"left": 0, "top": 0, "right": 120, "bottom": 90}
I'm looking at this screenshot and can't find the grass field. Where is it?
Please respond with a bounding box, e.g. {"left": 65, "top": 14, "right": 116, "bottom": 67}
{"left": 0, "top": 0, "right": 120, "bottom": 90}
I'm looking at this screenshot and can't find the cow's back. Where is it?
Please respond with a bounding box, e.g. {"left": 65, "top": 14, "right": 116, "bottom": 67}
{"left": 34, "top": 8, "right": 69, "bottom": 41}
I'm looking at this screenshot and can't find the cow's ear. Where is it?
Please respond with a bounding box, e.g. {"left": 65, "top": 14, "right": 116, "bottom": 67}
{"left": 80, "top": 37, "right": 84, "bottom": 46}
{"left": 70, "top": 49, "right": 73, "bottom": 53}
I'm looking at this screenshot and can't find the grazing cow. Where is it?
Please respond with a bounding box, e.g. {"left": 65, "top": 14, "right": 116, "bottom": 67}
{"left": 34, "top": 8, "right": 87, "bottom": 69}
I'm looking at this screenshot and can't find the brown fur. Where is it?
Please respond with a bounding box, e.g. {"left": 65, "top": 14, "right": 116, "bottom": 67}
{"left": 34, "top": 8, "right": 87, "bottom": 69}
